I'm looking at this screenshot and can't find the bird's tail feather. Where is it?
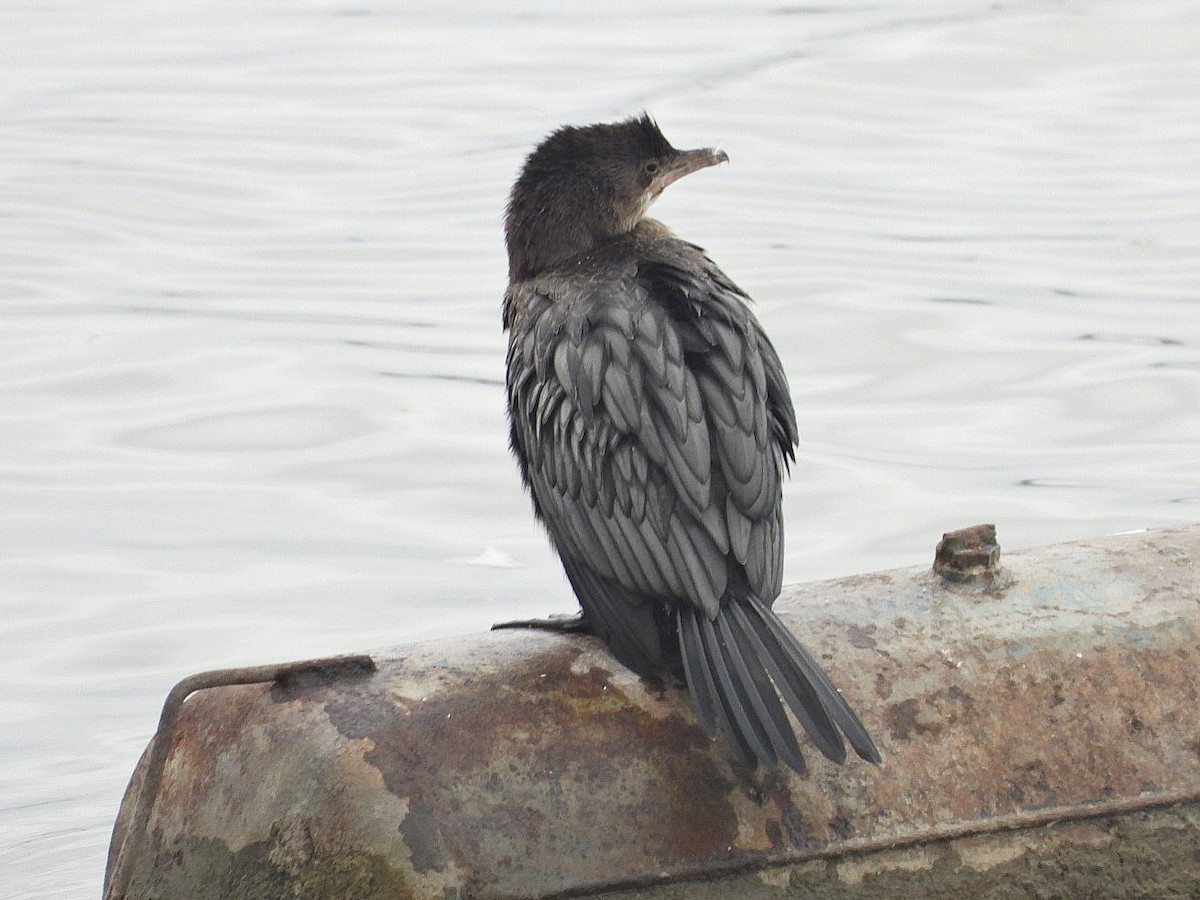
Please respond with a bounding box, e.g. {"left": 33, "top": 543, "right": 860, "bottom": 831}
{"left": 677, "top": 596, "right": 881, "bottom": 771}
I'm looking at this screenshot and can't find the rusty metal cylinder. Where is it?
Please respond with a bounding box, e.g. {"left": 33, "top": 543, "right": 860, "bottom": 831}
{"left": 104, "top": 525, "right": 1200, "bottom": 899}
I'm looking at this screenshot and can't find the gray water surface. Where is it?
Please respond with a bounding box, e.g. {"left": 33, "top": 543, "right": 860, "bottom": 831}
{"left": 3, "top": 2, "right": 1199, "bottom": 896}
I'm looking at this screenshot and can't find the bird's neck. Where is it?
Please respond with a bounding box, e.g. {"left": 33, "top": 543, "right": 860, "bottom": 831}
{"left": 506, "top": 172, "right": 641, "bottom": 281}
{"left": 506, "top": 203, "right": 673, "bottom": 285}
{"left": 505, "top": 218, "right": 596, "bottom": 283}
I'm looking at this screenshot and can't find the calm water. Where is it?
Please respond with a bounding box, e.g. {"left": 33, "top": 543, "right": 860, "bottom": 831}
{"left": 3, "top": 1, "right": 1198, "bottom": 896}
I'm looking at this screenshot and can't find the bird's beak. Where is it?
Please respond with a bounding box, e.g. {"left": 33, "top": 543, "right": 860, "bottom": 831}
{"left": 656, "top": 147, "right": 729, "bottom": 194}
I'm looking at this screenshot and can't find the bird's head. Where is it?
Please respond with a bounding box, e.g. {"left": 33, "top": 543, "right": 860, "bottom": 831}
{"left": 505, "top": 114, "right": 728, "bottom": 282}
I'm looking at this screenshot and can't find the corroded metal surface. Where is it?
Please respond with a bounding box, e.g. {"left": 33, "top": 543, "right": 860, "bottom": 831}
{"left": 105, "top": 525, "right": 1200, "bottom": 899}
{"left": 104, "top": 655, "right": 376, "bottom": 900}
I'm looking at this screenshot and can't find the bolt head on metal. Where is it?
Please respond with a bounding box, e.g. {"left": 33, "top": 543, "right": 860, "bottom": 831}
{"left": 934, "top": 524, "right": 1001, "bottom": 583}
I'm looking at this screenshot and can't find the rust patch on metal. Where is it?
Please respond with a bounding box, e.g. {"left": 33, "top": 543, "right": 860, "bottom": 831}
{"left": 866, "top": 636, "right": 1200, "bottom": 828}
{"left": 313, "top": 643, "right": 742, "bottom": 897}
{"left": 882, "top": 685, "right": 976, "bottom": 743}
{"left": 846, "top": 624, "right": 878, "bottom": 650}
{"left": 105, "top": 654, "right": 376, "bottom": 900}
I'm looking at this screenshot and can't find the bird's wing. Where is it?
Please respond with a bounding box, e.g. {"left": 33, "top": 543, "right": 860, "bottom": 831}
{"left": 636, "top": 246, "right": 799, "bottom": 597}
{"left": 505, "top": 248, "right": 796, "bottom": 626}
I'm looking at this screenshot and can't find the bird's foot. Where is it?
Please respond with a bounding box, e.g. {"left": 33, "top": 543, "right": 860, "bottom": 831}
{"left": 492, "top": 612, "right": 591, "bottom": 634}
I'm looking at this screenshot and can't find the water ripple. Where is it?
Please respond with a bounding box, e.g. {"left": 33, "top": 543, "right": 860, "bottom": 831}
{"left": 3, "top": 2, "right": 1199, "bottom": 897}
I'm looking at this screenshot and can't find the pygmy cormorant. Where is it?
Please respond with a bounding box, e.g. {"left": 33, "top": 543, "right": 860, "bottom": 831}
{"left": 501, "top": 114, "right": 880, "bottom": 773}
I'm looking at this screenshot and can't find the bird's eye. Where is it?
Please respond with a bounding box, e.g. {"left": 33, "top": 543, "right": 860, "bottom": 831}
{"left": 643, "top": 161, "right": 660, "bottom": 176}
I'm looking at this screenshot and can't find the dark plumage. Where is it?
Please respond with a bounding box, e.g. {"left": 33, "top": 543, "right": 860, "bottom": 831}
{"left": 501, "top": 114, "right": 879, "bottom": 772}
